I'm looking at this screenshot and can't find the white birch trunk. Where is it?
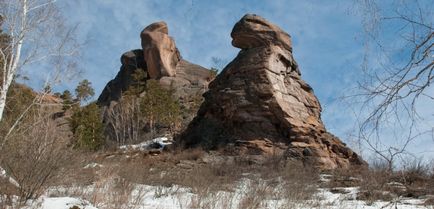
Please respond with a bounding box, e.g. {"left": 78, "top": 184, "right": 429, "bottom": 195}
{"left": 0, "top": 0, "right": 27, "bottom": 122}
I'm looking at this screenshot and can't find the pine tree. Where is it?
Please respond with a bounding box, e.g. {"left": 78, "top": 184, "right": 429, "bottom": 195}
{"left": 140, "top": 80, "right": 181, "bottom": 134}
{"left": 75, "top": 79, "right": 95, "bottom": 102}
{"left": 61, "top": 90, "right": 74, "bottom": 111}
{"left": 124, "top": 69, "right": 147, "bottom": 97}
{"left": 69, "top": 103, "right": 104, "bottom": 150}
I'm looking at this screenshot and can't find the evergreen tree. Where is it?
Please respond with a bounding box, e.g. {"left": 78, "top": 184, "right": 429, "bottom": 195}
{"left": 69, "top": 103, "right": 104, "bottom": 150}
{"left": 124, "top": 69, "right": 147, "bottom": 97}
{"left": 140, "top": 80, "right": 181, "bottom": 134}
{"left": 75, "top": 79, "right": 95, "bottom": 102}
{"left": 53, "top": 92, "right": 62, "bottom": 98}
{"left": 61, "top": 90, "right": 74, "bottom": 111}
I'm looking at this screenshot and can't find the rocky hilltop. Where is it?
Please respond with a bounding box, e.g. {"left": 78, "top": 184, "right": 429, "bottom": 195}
{"left": 180, "top": 14, "right": 365, "bottom": 169}
{"left": 98, "top": 22, "right": 212, "bottom": 106}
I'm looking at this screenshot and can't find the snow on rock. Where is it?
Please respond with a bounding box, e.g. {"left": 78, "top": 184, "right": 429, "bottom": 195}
{"left": 119, "top": 136, "right": 173, "bottom": 151}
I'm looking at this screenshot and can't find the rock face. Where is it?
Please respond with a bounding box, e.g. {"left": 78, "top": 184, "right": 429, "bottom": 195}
{"left": 180, "top": 14, "right": 365, "bottom": 169}
{"left": 140, "top": 21, "right": 181, "bottom": 79}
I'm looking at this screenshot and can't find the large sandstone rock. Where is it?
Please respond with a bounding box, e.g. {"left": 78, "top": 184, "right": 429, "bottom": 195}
{"left": 180, "top": 14, "right": 365, "bottom": 169}
{"left": 140, "top": 21, "right": 181, "bottom": 79}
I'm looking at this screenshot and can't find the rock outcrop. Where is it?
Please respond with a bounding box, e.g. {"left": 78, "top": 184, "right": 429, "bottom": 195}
{"left": 98, "top": 21, "right": 213, "bottom": 106}
{"left": 180, "top": 14, "right": 365, "bottom": 169}
{"left": 98, "top": 21, "right": 214, "bottom": 141}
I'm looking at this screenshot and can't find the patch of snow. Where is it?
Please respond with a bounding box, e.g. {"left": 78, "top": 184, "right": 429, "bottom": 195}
{"left": 83, "top": 163, "right": 103, "bottom": 169}
{"left": 119, "top": 136, "right": 173, "bottom": 151}
{"left": 319, "top": 173, "right": 333, "bottom": 182}
{"left": 317, "top": 187, "right": 432, "bottom": 209}
{"left": 0, "top": 166, "right": 19, "bottom": 187}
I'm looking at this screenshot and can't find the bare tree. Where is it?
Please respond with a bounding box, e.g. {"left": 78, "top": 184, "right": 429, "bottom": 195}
{"left": 1, "top": 104, "right": 72, "bottom": 204}
{"left": 104, "top": 96, "right": 144, "bottom": 145}
{"left": 0, "top": 0, "right": 79, "bottom": 122}
{"left": 355, "top": 0, "right": 433, "bottom": 170}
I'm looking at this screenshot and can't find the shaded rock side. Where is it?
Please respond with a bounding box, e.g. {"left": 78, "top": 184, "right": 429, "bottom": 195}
{"left": 97, "top": 49, "right": 146, "bottom": 106}
{"left": 180, "top": 14, "right": 365, "bottom": 169}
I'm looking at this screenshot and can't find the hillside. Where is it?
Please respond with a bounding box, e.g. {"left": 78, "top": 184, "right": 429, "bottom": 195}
{"left": 1, "top": 7, "right": 433, "bottom": 209}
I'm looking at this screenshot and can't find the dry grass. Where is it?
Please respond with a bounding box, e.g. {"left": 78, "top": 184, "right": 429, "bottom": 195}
{"left": 75, "top": 148, "right": 320, "bottom": 209}
{"left": 13, "top": 129, "right": 434, "bottom": 209}
{"left": 326, "top": 159, "right": 434, "bottom": 205}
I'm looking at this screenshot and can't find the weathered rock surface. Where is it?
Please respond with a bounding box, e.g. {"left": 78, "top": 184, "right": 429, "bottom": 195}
{"left": 180, "top": 14, "right": 365, "bottom": 169}
{"left": 140, "top": 21, "right": 181, "bottom": 79}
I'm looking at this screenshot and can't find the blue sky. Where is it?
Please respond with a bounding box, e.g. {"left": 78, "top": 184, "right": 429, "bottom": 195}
{"left": 21, "top": 0, "right": 434, "bottom": 162}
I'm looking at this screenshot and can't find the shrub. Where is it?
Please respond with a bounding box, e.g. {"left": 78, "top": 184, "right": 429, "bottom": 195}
{"left": 1, "top": 111, "right": 71, "bottom": 204}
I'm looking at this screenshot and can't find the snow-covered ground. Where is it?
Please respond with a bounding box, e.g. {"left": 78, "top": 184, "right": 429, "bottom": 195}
{"left": 25, "top": 197, "right": 98, "bottom": 209}
{"left": 2, "top": 138, "right": 433, "bottom": 209}
{"left": 13, "top": 178, "right": 432, "bottom": 209}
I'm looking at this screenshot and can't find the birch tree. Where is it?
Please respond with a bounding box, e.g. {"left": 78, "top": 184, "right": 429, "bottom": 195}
{"left": 355, "top": 0, "right": 433, "bottom": 170}
{"left": 0, "top": 0, "right": 79, "bottom": 122}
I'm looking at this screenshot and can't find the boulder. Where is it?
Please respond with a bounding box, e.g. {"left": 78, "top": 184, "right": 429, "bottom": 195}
{"left": 231, "top": 14, "right": 293, "bottom": 52}
{"left": 140, "top": 21, "right": 181, "bottom": 79}
{"left": 180, "top": 14, "right": 366, "bottom": 169}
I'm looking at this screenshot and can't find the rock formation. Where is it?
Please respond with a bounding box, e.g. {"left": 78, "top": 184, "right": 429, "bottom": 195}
{"left": 98, "top": 21, "right": 213, "bottom": 106}
{"left": 180, "top": 14, "right": 365, "bottom": 169}
{"left": 97, "top": 21, "right": 214, "bottom": 140}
